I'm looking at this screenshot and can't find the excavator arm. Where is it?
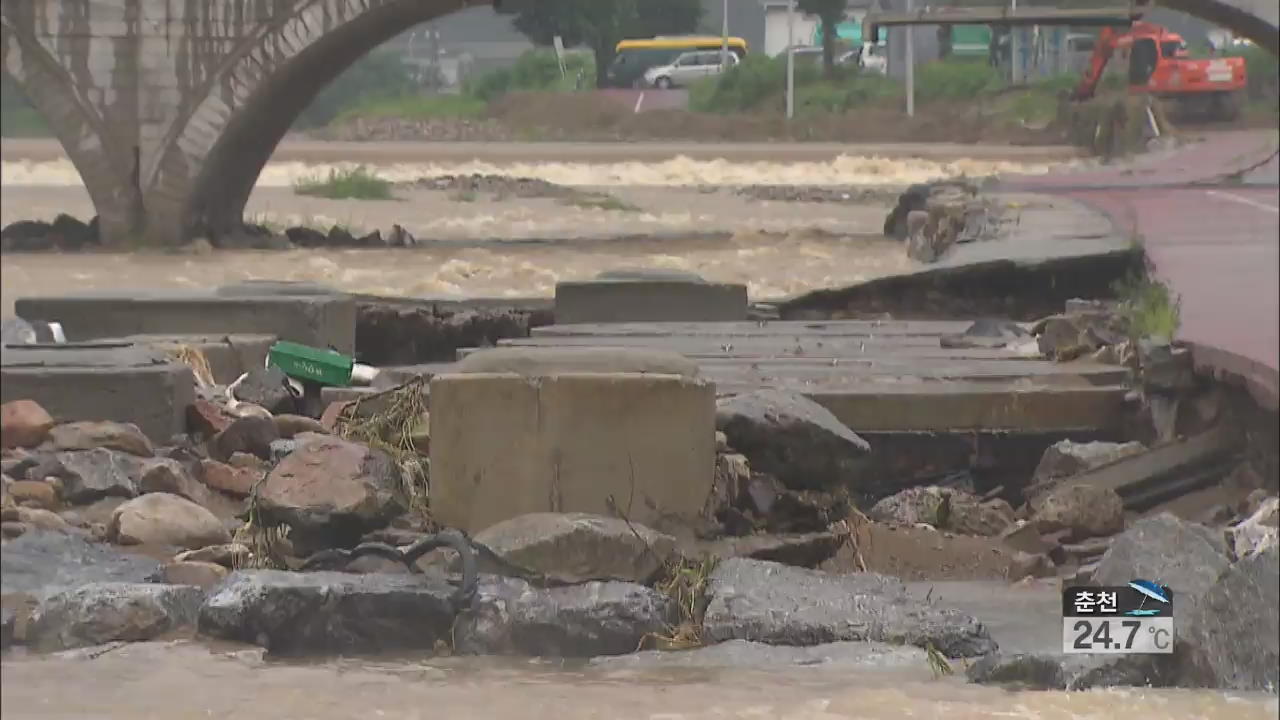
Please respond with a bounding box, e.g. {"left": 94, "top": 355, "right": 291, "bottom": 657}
{"left": 1073, "top": 26, "right": 1120, "bottom": 101}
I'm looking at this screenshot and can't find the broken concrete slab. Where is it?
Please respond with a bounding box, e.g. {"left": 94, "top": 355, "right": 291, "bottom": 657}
{"left": 702, "top": 558, "right": 996, "bottom": 658}
{"left": 1047, "top": 428, "right": 1240, "bottom": 512}
{"left": 456, "top": 347, "right": 699, "bottom": 377}
{"left": 102, "top": 334, "right": 276, "bottom": 385}
{"left": 1, "top": 344, "right": 195, "bottom": 441}
{"left": 430, "top": 372, "right": 715, "bottom": 533}
{"left": 15, "top": 291, "right": 356, "bottom": 353}
{"left": 555, "top": 279, "right": 747, "bottom": 324}
{"left": 1, "top": 531, "right": 159, "bottom": 601}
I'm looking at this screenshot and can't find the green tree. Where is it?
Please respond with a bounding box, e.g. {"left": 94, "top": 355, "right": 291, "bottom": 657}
{"left": 798, "top": 0, "right": 846, "bottom": 78}
{"left": 509, "top": 0, "right": 702, "bottom": 87}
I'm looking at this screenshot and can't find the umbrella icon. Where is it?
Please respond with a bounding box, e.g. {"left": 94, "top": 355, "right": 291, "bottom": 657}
{"left": 1127, "top": 579, "right": 1170, "bottom": 616}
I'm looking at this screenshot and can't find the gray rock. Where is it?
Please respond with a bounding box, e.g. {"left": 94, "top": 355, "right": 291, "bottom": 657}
{"left": 231, "top": 366, "right": 298, "bottom": 415}
{"left": 1093, "top": 513, "right": 1231, "bottom": 605}
{"left": 454, "top": 576, "right": 676, "bottom": 657}
{"left": 27, "top": 582, "right": 203, "bottom": 652}
{"left": 138, "top": 458, "right": 212, "bottom": 506}
{"left": 1029, "top": 483, "right": 1125, "bottom": 541}
{"left": 702, "top": 558, "right": 996, "bottom": 658}
{"left": 1027, "top": 441, "right": 1146, "bottom": 500}
{"left": 715, "top": 390, "right": 870, "bottom": 492}
{"left": 966, "top": 652, "right": 1162, "bottom": 691}
{"left": 197, "top": 570, "right": 457, "bottom": 656}
{"left": 0, "top": 531, "right": 159, "bottom": 600}
{"left": 472, "top": 513, "right": 677, "bottom": 585}
{"left": 592, "top": 638, "right": 927, "bottom": 670}
{"left": 35, "top": 449, "right": 142, "bottom": 504}
{"left": 868, "top": 486, "right": 949, "bottom": 527}
{"left": 1174, "top": 544, "right": 1279, "bottom": 692}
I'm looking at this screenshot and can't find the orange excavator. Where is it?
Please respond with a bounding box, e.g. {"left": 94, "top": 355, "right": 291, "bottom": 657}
{"left": 1072, "top": 22, "right": 1247, "bottom": 121}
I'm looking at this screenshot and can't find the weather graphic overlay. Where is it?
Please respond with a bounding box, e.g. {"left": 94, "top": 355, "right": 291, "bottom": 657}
{"left": 1062, "top": 580, "right": 1174, "bottom": 654}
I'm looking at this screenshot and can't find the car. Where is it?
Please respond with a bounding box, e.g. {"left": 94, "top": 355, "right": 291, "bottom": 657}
{"left": 643, "top": 50, "right": 738, "bottom": 89}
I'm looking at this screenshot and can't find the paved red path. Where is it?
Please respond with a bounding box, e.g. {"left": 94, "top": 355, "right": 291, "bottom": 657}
{"left": 1007, "top": 131, "right": 1280, "bottom": 406}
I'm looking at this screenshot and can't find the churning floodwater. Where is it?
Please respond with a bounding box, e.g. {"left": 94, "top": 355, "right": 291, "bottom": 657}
{"left": 1, "top": 640, "right": 1275, "bottom": 720}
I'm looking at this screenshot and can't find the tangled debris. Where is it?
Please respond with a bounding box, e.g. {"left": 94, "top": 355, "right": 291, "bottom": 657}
{"left": 333, "top": 378, "right": 432, "bottom": 519}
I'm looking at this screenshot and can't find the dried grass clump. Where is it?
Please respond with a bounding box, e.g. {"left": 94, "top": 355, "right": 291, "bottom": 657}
{"left": 333, "top": 378, "right": 432, "bottom": 518}
{"left": 639, "top": 555, "right": 718, "bottom": 651}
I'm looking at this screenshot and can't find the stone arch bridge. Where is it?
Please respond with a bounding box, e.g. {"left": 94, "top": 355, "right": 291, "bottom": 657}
{"left": 2, "top": 0, "right": 1276, "bottom": 247}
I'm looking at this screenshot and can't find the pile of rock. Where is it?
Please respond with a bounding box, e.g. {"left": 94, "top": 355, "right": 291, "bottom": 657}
{"left": 1, "top": 215, "right": 99, "bottom": 253}
{"left": 882, "top": 181, "right": 997, "bottom": 264}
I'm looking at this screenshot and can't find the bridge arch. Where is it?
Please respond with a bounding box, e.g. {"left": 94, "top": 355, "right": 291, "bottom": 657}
{"left": 1154, "top": 0, "right": 1277, "bottom": 54}
{"left": 165, "top": 0, "right": 493, "bottom": 242}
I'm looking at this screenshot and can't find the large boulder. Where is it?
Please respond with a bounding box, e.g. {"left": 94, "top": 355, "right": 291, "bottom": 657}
{"left": 32, "top": 449, "right": 142, "bottom": 504}
{"left": 1, "top": 400, "right": 55, "bottom": 449}
{"left": 715, "top": 390, "right": 870, "bottom": 492}
{"left": 1174, "top": 545, "right": 1279, "bottom": 692}
{"left": 454, "top": 576, "right": 677, "bottom": 657}
{"left": 197, "top": 570, "right": 457, "bottom": 656}
{"left": 1026, "top": 440, "right": 1146, "bottom": 500}
{"left": 701, "top": 558, "right": 996, "bottom": 658}
{"left": 26, "top": 582, "right": 202, "bottom": 652}
{"left": 1, "top": 531, "right": 159, "bottom": 600}
{"left": 1092, "top": 513, "right": 1231, "bottom": 604}
{"left": 48, "top": 421, "right": 154, "bottom": 457}
{"left": 1028, "top": 483, "right": 1125, "bottom": 540}
{"left": 472, "top": 513, "right": 677, "bottom": 585}
{"left": 256, "top": 435, "right": 405, "bottom": 552}
{"left": 966, "top": 652, "right": 1160, "bottom": 691}
{"left": 108, "top": 493, "right": 232, "bottom": 550}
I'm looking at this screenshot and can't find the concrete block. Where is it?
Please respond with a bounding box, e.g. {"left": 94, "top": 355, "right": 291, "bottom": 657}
{"left": 456, "top": 347, "right": 699, "bottom": 377}
{"left": 15, "top": 291, "right": 355, "bottom": 353}
{"left": 554, "top": 280, "right": 748, "bottom": 324}
{"left": 104, "top": 334, "right": 275, "bottom": 385}
{"left": 1, "top": 344, "right": 195, "bottom": 442}
{"left": 430, "top": 372, "right": 716, "bottom": 533}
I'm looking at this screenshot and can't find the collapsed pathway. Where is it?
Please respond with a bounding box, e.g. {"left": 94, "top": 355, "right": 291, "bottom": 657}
{"left": 1004, "top": 130, "right": 1280, "bottom": 408}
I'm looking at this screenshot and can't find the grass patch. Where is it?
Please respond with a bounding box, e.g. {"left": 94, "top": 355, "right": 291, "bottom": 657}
{"left": 294, "top": 166, "right": 396, "bottom": 201}
{"left": 560, "top": 193, "right": 641, "bottom": 213}
{"left": 335, "top": 93, "right": 487, "bottom": 124}
{"left": 641, "top": 555, "right": 718, "bottom": 651}
{"left": 1113, "top": 268, "right": 1181, "bottom": 340}
{"left": 334, "top": 377, "right": 431, "bottom": 518}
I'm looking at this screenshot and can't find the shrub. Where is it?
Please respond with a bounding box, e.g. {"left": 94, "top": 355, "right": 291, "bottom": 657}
{"left": 690, "top": 54, "right": 821, "bottom": 113}
{"left": 466, "top": 49, "right": 595, "bottom": 102}
{"left": 293, "top": 167, "right": 395, "bottom": 200}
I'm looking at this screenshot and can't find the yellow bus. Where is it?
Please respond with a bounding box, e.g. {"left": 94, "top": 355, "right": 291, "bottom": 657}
{"left": 606, "top": 36, "right": 749, "bottom": 88}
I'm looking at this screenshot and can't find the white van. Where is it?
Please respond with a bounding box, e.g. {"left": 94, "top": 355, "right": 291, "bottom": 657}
{"left": 643, "top": 50, "right": 739, "bottom": 88}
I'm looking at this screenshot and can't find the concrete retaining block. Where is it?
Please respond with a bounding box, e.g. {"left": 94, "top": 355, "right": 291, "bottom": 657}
{"left": 103, "top": 334, "right": 275, "bottom": 385}
{"left": 1, "top": 344, "right": 195, "bottom": 441}
{"left": 15, "top": 291, "right": 355, "bottom": 353}
{"left": 430, "top": 372, "right": 716, "bottom": 533}
{"left": 554, "top": 280, "right": 748, "bottom": 324}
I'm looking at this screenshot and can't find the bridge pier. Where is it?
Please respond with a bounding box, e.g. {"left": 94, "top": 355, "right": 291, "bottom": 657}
{"left": 2, "top": 0, "right": 491, "bottom": 246}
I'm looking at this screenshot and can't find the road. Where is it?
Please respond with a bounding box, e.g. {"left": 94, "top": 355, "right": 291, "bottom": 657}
{"left": 1006, "top": 130, "right": 1280, "bottom": 407}
{"left": 0, "top": 137, "right": 1081, "bottom": 165}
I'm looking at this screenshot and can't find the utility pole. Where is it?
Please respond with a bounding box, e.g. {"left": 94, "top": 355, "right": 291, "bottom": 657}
{"left": 905, "top": 0, "right": 915, "bottom": 117}
{"left": 1010, "top": 0, "right": 1021, "bottom": 84}
{"left": 721, "top": 0, "right": 730, "bottom": 68}
{"left": 786, "top": 0, "right": 795, "bottom": 119}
